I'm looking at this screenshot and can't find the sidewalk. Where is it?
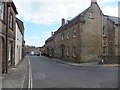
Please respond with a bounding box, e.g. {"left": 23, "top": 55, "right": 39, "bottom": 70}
{"left": 52, "top": 58, "right": 120, "bottom": 67}
{"left": 2, "top": 57, "right": 29, "bottom": 89}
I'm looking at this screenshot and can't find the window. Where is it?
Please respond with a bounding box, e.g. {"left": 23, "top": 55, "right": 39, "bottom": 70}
{"left": 67, "top": 47, "right": 70, "bottom": 56}
{"left": 73, "top": 28, "right": 76, "bottom": 37}
{"left": 67, "top": 32, "right": 70, "bottom": 39}
{"left": 0, "top": 2, "right": 4, "bottom": 20}
{"left": 103, "top": 47, "right": 106, "bottom": 55}
{"left": 103, "top": 26, "right": 106, "bottom": 36}
{"left": 89, "top": 11, "right": 94, "bottom": 19}
{"left": 73, "top": 46, "right": 76, "bottom": 58}
{"left": 9, "top": 13, "right": 13, "bottom": 28}
{"left": 61, "top": 33, "right": 64, "bottom": 41}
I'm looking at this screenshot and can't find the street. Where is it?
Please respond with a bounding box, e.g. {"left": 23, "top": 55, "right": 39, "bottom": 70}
{"left": 29, "top": 56, "right": 118, "bottom": 88}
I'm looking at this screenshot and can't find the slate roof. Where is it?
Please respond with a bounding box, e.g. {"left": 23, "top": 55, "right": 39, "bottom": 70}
{"left": 16, "top": 18, "right": 24, "bottom": 35}
{"left": 45, "top": 36, "right": 54, "bottom": 44}
{"left": 107, "top": 16, "right": 120, "bottom": 25}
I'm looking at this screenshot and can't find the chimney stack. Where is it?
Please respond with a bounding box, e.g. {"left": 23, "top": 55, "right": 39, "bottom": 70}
{"left": 91, "top": 0, "right": 97, "bottom": 3}
{"left": 51, "top": 32, "right": 54, "bottom": 36}
{"left": 61, "top": 18, "right": 65, "bottom": 26}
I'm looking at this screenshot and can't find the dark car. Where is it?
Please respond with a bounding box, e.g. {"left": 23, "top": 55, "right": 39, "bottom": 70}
{"left": 36, "top": 52, "right": 40, "bottom": 56}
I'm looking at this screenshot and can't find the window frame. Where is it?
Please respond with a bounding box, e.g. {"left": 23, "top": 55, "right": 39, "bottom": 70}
{"left": 102, "top": 47, "right": 107, "bottom": 55}
{"left": 67, "top": 46, "right": 70, "bottom": 56}
{"left": 0, "top": 2, "right": 4, "bottom": 21}
{"left": 9, "top": 12, "right": 13, "bottom": 29}
{"left": 61, "top": 33, "right": 64, "bottom": 41}
{"left": 67, "top": 32, "right": 70, "bottom": 39}
{"left": 89, "top": 10, "right": 94, "bottom": 19}
{"left": 73, "top": 46, "right": 76, "bottom": 58}
{"left": 73, "top": 28, "right": 77, "bottom": 37}
{"left": 103, "top": 26, "right": 106, "bottom": 36}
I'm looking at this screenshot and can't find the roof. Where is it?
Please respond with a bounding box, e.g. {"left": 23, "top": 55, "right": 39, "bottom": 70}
{"left": 107, "top": 16, "right": 120, "bottom": 25}
{"left": 9, "top": 2, "right": 18, "bottom": 14}
{"left": 54, "top": 8, "right": 89, "bottom": 35}
{"left": 16, "top": 18, "right": 24, "bottom": 35}
{"left": 45, "top": 36, "right": 54, "bottom": 44}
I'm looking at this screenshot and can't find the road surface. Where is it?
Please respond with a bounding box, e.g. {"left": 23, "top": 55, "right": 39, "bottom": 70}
{"left": 29, "top": 56, "right": 118, "bottom": 88}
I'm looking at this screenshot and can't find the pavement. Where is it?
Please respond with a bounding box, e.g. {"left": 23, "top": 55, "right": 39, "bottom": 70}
{"left": 51, "top": 57, "right": 120, "bottom": 67}
{"left": 2, "top": 57, "right": 29, "bottom": 89}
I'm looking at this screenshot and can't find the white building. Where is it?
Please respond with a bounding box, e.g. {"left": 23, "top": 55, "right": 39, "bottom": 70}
{"left": 15, "top": 18, "right": 24, "bottom": 66}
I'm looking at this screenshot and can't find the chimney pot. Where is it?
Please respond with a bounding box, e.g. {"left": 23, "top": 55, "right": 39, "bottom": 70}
{"left": 91, "top": 0, "right": 97, "bottom": 3}
{"left": 61, "top": 18, "right": 65, "bottom": 26}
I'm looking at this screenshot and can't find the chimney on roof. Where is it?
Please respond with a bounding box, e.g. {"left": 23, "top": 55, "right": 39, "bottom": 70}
{"left": 91, "top": 0, "right": 97, "bottom": 3}
{"left": 51, "top": 32, "right": 54, "bottom": 36}
{"left": 61, "top": 18, "right": 65, "bottom": 26}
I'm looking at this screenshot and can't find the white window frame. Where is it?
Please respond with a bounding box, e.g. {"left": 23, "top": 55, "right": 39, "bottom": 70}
{"left": 0, "top": 2, "right": 4, "bottom": 20}
{"left": 9, "top": 12, "right": 13, "bottom": 28}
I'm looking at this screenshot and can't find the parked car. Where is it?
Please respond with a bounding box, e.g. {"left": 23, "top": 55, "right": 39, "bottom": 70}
{"left": 35, "top": 52, "right": 40, "bottom": 56}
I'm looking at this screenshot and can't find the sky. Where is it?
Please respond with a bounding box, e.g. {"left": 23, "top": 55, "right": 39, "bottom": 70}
{"left": 13, "top": 0, "right": 119, "bottom": 47}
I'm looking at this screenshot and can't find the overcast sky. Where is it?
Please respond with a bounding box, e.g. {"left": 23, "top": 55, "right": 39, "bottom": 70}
{"left": 13, "top": 0, "right": 119, "bottom": 47}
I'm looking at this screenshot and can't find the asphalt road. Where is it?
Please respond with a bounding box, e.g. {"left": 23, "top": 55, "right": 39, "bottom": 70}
{"left": 29, "top": 56, "right": 118, "bottom": 88}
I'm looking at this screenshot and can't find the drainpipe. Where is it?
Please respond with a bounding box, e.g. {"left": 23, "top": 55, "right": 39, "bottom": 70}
{"left": 5, "top": 2, "right": 9, "bottom": 74}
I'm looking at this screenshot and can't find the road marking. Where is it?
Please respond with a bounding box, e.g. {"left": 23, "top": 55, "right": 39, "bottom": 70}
{"left": 33, "top": 73, "right": 46, "bottom": 80}
{"left": 28, "top": 57, "right": 33, "bottom": 90}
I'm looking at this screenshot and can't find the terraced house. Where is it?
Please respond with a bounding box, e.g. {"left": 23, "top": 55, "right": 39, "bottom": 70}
{"left": 45, "top": 0, "right": 120, "bottom": 64}
{"left": 0, "top": 1, "right": 25, "bottom": 73}
{"left": 15, "top": 18, "right": 24, "bottom": 66}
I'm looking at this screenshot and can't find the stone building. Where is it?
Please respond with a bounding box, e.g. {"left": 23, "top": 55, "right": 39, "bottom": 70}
{"left": 45, "top": 34, "right": 54, "bottom": 57}
{"left": 25, "top": 45, "right": 41, "bottom": 55}
{"left": 45, "top": 0, "right": 120, "bottom": 64}
{"left": 0, "top": 1, "right": 18, "bottom": 73}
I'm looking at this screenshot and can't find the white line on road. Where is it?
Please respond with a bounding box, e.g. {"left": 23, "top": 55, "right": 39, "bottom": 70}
{"left": 28, "top": 56, "right": 33, "bottom": 90}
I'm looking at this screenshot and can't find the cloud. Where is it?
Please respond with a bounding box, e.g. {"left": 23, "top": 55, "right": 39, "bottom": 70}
{"left": 25, "top": 31, "right": 52, "bottom": 47}
{"left": 13, "top": 0, "right": 118, "bottom": 25}
{"left": 102, "top": 6, "right": 118, "bottom": 17}
{"left": 13, "top": 0, "right": 119, "bottom": 46}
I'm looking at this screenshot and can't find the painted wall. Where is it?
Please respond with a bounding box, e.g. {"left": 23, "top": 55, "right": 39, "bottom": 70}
{"left": 15, "top": 23, "right": 23, "bottom": 66}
